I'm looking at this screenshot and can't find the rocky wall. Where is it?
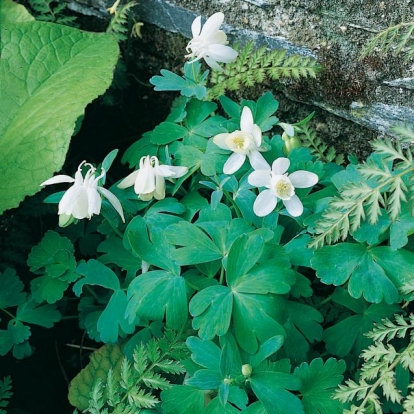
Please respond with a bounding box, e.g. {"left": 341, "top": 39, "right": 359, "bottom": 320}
{"left": 68, "top": 0, "right": 414, "bottom": 156}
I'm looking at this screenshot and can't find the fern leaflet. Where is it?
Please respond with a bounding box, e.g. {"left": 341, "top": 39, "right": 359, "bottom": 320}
{"left": 208, "top": 42, "right": 321, "bottom": 99}
{"left": 310, "top": 138, "right": 414, "bottom": 248}
{"left": 361, "top": 21, "right": 414, "bottom": 60}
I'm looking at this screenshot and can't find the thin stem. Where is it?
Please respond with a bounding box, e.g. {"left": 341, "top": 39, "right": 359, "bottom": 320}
{"left": 223, "top": 189, "right": 242, "bottom": 218}
{"left": 219, "top": 266, "right": 225, "bottom": 285}
{"left": 1, "top": 308, "right": 15, "bottom": 319}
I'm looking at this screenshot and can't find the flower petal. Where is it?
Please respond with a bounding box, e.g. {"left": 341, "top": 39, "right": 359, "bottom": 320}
{"left": 207, "top": 44, "right": 238, "bottom": 63}
{"left": 272, "top": 157, "right": 290, "bottom": 175}
{"left": 200, "top": 12, "right": 224, "bottom": 37}
{"left": 240, "top": 106, "right": 254, "bottom": 134}
{"left": 283, "top": 194, "right": 303, "bottom": 217}
{"left": 252, "top": 124, "right": 262, "bottom": 147}
{"left": 87, "top": 188, "right": 102, "bottom": 218}
{"left": 40, "top": 175, "right": 75, "bottom": 186}
{"left": 98, "top": 186, "right": 125, "bottom": 222}
{"left": 154, "top": 175, "right": 166, "bottom": 200}
{"left": 134, "top": 166, "right": 155, "bottom": 195}
{"left": 203, "top": 55, "right": 223, "bottom": 71}
{"left": 253, "top": 189, "right": 277, "bottom": 217}
{"left": 213, "top": 133, "right": 231, "bottom": 150}
{"left": 289, "top": 171, "right": 319, "bottom": 188}
{"left": 59, "top": 186, "right": 88, "bottom": 219}
{"left": 223, "top": 153, "right": 246, "bottom": 174}
{"left": 248, "top": 150, "right": 269, "bottom": 171}
{"left": 117, "top": 170, "right": 138, "bottom": 189}
{"left": 156, "top": 165, "right": 188, "bottom": 178}
{"left": 248, "top": 169, "right": 271, "bottom": 187}
{"left": 191, "top": 15, "right": 202, "bottom": 38}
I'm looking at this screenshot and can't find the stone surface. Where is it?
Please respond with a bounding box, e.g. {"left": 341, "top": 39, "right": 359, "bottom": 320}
{"left": 68, "top": 0, "right": 414, "bottom": 153}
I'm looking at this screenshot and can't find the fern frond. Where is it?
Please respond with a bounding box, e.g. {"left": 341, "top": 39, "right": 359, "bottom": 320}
{"left": 297, "top": 124, "right": 344, "bottom": 164}
{"left": 361, "top": 21, "right": 414, "bottom": 60}
{"left": 129, "top": 388, "right": 159, "bottom": 409}
{"left": 310, "top": 139, "right": 414, "bottom": 248}
{"left": 0, "top": 376, "right": 13, "bottom": 414}
{"left": 392, "top": 123, "right": 414, "bottom": 143}
{"left": 28, "top": 0, "right": 77, "bottom": 24}
{"left": 106, "top": 1, "right": 137, "bottom": 42}
{"left": 336, "top": 314, "right": 414, "bottom": 413}
{"left": 82, "top": 330, "right": 187, "bottom": 413}
{"left": 208, "top": 42, "right": 321, "bottom": 99}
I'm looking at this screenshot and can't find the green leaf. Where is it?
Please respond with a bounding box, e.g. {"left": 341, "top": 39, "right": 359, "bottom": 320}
{"left": 204, "top": 397, "right": 241, "bottom": 413}
{"left": 27, "top": 231, "right": 77, "bottom": 279}
{"left": 126, "top": 270, "right": 187, "bottom": 330}
{"left": 150, "top": 122, "right": 189, "bottom": 145}
{"left": 0, "top": 268, "right": 26, "bottom": 308}
{"left": 74, "top": 260, "right": 120, "bottom": 295}
{"left": 97, "top": 289, "right": 135, "bottom": 343}
{"left": 0, "top": 320, "right": 32, "bottom": 359}
{"left": 165, "top": 221, "right": 222, "bottom": 265}
{"left": 323, "top": 288, "right": 399, "bottom": 357}
{"left": 126, "top": 216, "right": 180, "bottom": 274}
{"left": 16, "top": 299, "right": 61, "bottom": 328}
{"left": 311, "top": 243, "right": 408, "bottom": 304}
{"left": 185, "top": 99, "right": 217, "bottom": 130}
{"left": 1, "top": 0, "right": 34, "bottom": 23}
{"left": 250, "top": 371, "right": 303, "bottom": 414}
{"left": 389, "top": 204, "right": 414, "bottom": 250}
{"left": 30, "top": 275, "right": 69, "bottom": 304}
{"left": 68, "top": 344, "right": 124, "bottom": 410}
{"left": 98, "top": 236, "right": 142, "bottom": 275}
{"left": 294, "top": 358, "right": 346, "bottom": 414}
{"left": 161, "top": 385, "right": 205, "bottom": 414}
{"left": 252, "top": 92, "right": 279, "bottom": 132}
{"left": 150, "top": 61, "right": 208, "bottom": 100}
{"left": 74, "top": 260, "right": 134, "bottom": 342}
{"left": 278, "top": 299, "right": 323, "bottom": 363}
{"left": 186, "top": 336, "right": 221, "bottom": 370}
{"left": 190, "top": 286, "right": 233, "bottom": 339}
{"left": 0, "top": 20, "right": 119, "bottom": 212}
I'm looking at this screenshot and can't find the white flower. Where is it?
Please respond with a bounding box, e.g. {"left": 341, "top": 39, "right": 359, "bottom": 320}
{"left": 40, "top": 161, "right": 125, "bottom": 225}
{"left": 248, "top": 157, "right": 318, "bottom": 217}
{"left": 213, "top": 106, "right": 268, "bottom": 174}
{"left": 118, "top": 155, "right": 188, "bottom": 201}
{"left": 185, "top": 12, "right": 238, "bottom": 71}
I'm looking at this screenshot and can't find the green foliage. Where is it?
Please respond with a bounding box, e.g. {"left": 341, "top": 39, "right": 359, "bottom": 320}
{"left": 150, "top": 61, "right": 209, "bottom": 100}
{"left": 335, "top": 314, "right": 414, "bottom": 413}
{"left": 27, "top": 0, "right": 77, "bottom": 24}
{"left": 310, "top": 139, "right": 414, "bottom": 247}
{"left": 28, "top": 230, "right": 79, "bottom": 303}
{"left": 0, "top": 376, "right": 13, "bottom": 414}
{"left": 208, "top": 42, "right": 321, "bottom": 99}
{"left": 106, "top": 1, "right": 137, "bottom": 42}
{"left": 0, "top": 267, "right": 61, "bottom": 358}
{"left": 0, "top": 2, "right": 119, "bottom": 213}
{"left": 74, "top": 259, "right": 135, "bottom": 343}
{"left": 73, "top": 331, "right": 187, "bottom": 413}
{"left": 297, "top": 123, "right": 344, "bottom": 165}
{"left": 361, "top": 21, "right": 414, "bottom": 60}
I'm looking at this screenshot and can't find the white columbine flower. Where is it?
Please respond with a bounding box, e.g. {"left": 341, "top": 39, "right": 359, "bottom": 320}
{"left": 248, "top": 157, "right": 318, "bottom": 217}
{"left": 185, "top": 12, "right": 238, "bottom": 71}
{"left": 40, "top": 161, "right": 125, "bottom": 225}
{"left": 213, "top": 106, "right": 268, "bottom": 174}
{"left": 118, "top": 155, "right": 188, "bottom": 201}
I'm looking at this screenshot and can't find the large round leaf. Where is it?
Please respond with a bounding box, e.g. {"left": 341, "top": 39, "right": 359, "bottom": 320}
{"left": 0, "top": 13, "right": 119, "bottom": 212}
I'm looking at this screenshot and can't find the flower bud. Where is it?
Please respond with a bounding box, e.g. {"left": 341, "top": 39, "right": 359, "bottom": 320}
{"left": 241, "top": 364, "right": 253, "bottom": 377}
{"left": 59, "top": 213, "right": 75, "bottom": 227}
{"left": 282, "top": 132, "right": 301, "bottom": 156}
